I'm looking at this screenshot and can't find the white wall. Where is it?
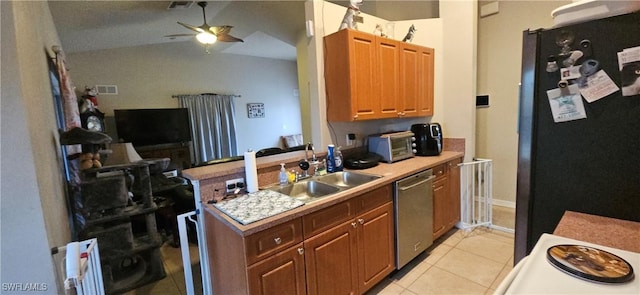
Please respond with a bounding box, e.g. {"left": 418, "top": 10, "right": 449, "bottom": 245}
{"left": 440, "top": 0, "right": 477, "bottom": 161}
{"left": 1, "top": 1, "right": 69, "bottom": 293}
{"left": 476, "top": 0, "right": 570, "bottom": 205}
{"left": 67, "top": 42, "right": 302, "bottom": 155}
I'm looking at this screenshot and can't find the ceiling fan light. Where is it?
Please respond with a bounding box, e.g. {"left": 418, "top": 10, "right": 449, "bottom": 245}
{"left": 196, "top": 32, "right": 217, "bottom": 44}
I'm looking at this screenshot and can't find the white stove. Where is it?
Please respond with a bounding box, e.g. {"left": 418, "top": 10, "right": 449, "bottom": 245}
{"left": 495, "top": 234, "right": 639, "bottom": 294}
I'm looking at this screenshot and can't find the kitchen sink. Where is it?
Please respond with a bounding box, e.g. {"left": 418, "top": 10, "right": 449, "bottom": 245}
{"left": 314, "top": 171, "right": 381, "bottom": 188}
{"left": 264, "top": 171, "right": 382, "bottom": 203}
{"left": 267, "top": 180, "right": 341, "bottom": 203}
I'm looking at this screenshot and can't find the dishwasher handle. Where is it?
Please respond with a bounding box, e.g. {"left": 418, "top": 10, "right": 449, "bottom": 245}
{"left": 398, "top": 175, "right": 436, "bottom": 191}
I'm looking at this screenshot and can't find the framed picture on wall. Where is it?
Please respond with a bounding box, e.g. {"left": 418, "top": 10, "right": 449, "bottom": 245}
{"left": 247, "top": 103, "right": 265, "bottom": 118}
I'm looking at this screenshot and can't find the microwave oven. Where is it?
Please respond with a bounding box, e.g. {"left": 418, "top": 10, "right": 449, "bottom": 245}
{"left": 368, "top": 131, "right": 415, "bottom": 163}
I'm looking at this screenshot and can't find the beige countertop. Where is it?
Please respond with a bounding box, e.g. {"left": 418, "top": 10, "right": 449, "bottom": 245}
{"left": 553, "top": 211, "right": 640, "bottom": 253}
{"left": 198, "top": 151, "right": 464, "bottom": 236}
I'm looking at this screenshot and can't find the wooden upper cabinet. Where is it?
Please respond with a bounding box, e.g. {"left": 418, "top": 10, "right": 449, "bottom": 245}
{"left": 324, "top": 29, "right": 434, "bottom": 121}
{"left": 400, "top": 43, "right": 420, "bottom": 117}
{"left": 325, "top": 29, "right": 380, "bottom": 121}
{"left": 376, "top": 37, "right": 400, "bottom": 118}
{"left": 418, "top": 47, "right": 435, "bottom": 116}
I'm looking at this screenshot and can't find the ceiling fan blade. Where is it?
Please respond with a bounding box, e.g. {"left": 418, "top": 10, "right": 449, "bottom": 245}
{"left": 209, "top": 25, "right": 233, "bottom": 36}
{"left": 217, "top": 34, "right": 244, "bottom": 43}
{"left": 164, "top": 33, "right": 197, "bottom": 39}
{"left": 177, "top": 21, "right": 205, "bottom": 33}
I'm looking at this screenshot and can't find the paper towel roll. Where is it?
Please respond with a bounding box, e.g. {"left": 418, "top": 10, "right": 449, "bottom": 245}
{"left": 244, "top": 150, "right": 259, "bottom": 193}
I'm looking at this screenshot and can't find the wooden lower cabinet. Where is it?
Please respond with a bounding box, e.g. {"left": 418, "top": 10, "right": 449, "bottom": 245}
{"left": 205, "top": 185, "right": 395, "bottom": 295}
{"left": 447, "top": 158, "right": 462, "bottom": 230}
{"left": 304, "top": 220, "right": 359, "bottom": 295}
{"left": 432, "top": 176, "right": 449, "bottom": 239}
{"left": 356, "top": 202, "right": 394, "bottom": 294}
{"left": 248, "top": 243, "right": 306, "bottom": 295}
{"left": 432, "top": 159, "right": 462, "bottom": 240}
{"left": 305, "top": 202, "right": 394, "bottom": 295}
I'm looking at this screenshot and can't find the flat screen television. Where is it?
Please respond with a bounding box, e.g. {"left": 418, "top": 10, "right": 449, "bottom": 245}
{"left": 114, "top": 108, "right": 192, "bottom": 147}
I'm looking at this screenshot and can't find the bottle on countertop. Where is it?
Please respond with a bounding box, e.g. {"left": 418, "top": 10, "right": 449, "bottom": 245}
{"left": 279, "top": 163, "right": 288, "bottom": 185}
{"left": 327, "top": 144, "right": 336, "bottom": 173}
{"left": 335, "top": 146, "right": 343, "bottom": 171}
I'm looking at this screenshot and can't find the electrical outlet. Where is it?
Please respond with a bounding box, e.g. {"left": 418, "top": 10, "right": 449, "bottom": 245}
{"left": 226, "top": 178, "right": 244, "bottom": 194}
{"left": 346, "top": 133, "right": 356, "bottom": 146}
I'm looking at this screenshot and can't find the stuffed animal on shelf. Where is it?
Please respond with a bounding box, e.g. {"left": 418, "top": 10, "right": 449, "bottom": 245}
{"left": 373, "top": 24, "right": 387, "bottom": 37}
{"left": 402, "top": 24, "right": 417, "bottom": 42}
{"left": 339, "top": 0, "right": 364, "bottom": 30}
{"left": 79, "top": 86, "right": 99, "bottom": 113}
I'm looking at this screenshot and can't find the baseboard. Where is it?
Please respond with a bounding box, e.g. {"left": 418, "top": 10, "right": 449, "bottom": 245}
{"left": 492, "top": 199, "right": 515, "bottom": 208}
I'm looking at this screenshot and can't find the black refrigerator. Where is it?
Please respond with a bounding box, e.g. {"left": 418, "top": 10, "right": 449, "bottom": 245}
{"left": 515, "top": 11, "right": 640, "bottom": 263}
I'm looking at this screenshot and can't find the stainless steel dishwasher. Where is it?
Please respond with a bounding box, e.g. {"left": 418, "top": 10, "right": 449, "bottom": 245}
{"left": 395, "top": 169, "right": 435, "bottom": 269}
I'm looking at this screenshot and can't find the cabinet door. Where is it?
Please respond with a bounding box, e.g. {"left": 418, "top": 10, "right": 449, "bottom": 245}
{"left": 433, "top": 177, "right": 449, "bottom": 240}
{"left": 349, "top": 31, "right": 380, "bottom": 120}
{"left": 304, "top": 221, "right": 358, "bottom": 295}
{"left": 377, "top": 38, "right": 400, "bottom": 118}
{"left": 356, "top": 202, "right": 395, "bottom": 294}
{"left": 248, "top": 244, "right": 306, "bottom": 295}
{"left": 447, "top": 159, "right": 462, "bottom": 228}
{"left": 399, "top": 43, "right": 420, "bottom": 117}
{"left": 418, "top": 47, "right": 435, "bottom": 116}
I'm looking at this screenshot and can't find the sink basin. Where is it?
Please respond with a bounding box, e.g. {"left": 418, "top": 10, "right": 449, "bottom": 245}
{"left": 267, "top": 181, "right": 340, "bottom": 203}
{"left": 314, "top": 171, "right": 381, "bottom": 188}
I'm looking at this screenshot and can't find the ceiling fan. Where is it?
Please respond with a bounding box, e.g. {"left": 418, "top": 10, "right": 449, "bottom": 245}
{"left": 165, "top": 1, "right": 243, "bottom": 52}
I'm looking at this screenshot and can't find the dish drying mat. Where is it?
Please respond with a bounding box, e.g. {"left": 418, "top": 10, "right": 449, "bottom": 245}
{"left": 213, "top": 190, "right": 304, "bottom": 225}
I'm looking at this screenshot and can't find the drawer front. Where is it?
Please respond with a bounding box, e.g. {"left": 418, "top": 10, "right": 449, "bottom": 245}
{"left": 433, "top": 164, "right": 447, "bottom": 180}
{"left": 246, "top": 218, "right": 303, "bottom": 265}
{"left": 303, "top": 199, "right": 356, "bottom": 238}
{"left": 354, "top": 185, "right": 392, "bottom": 214}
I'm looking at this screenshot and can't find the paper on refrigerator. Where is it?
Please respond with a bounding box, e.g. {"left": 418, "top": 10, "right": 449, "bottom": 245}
{"left": 578, "top": 70, "right": 619, "bottom": 103}
{"left": 617, "top": 46, "right": 640, "bottom": 97}
{"left": 547, "top": 84, "right": 587, "bottom": 123}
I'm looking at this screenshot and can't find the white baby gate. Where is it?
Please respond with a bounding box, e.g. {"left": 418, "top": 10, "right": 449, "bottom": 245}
{"left": 458, "top": 158, "right": 493, "bottom": 232}
{"left": 53, "top": 238, "right": 105, "bottom": 295}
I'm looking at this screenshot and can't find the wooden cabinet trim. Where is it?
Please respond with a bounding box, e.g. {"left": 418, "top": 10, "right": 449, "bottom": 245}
{"left": 246, "top": 218, "right": 303, "bottom": 265}
{"left": 303, "top": 199, "right": 356, "bottom": 238}
{"left": 354, "top": 185, "right": 392, "bottom": 214}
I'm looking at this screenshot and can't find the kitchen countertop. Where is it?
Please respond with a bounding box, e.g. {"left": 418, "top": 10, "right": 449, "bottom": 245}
{"left": 553, "top": 211, "right": 640, "bottom": 253}
{"left": 199, "top": 151, "right": 464, "bottom": 236}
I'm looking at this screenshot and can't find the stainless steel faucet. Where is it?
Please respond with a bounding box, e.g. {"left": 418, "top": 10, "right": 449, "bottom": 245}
{"left": 305, "top": 142, "right": 318, "bottom": 164}
{"left": 298, "top": 142, "right": 320, "bottom": 180}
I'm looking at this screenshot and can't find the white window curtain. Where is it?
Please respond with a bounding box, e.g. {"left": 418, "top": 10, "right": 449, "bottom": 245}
{"left": 177, "top": 94, "right": 237, "bottom": 165}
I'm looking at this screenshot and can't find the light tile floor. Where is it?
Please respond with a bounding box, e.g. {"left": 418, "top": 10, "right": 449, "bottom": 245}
{"left": 367, "top": 228, "right": 514, "bottom": 295}
{"left": 128, "top": 205, "right": 515, "bottom": 295}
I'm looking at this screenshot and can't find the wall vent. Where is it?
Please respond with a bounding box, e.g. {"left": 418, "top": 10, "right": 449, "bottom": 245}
{"left": 96, "top": 85, "right": 118, "bottom": 95}
{"left": 167, "top": 1, "right": 194, "bottom": 10}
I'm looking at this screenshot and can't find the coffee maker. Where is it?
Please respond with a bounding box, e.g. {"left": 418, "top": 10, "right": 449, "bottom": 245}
{"left": 411, "top": 123, "right": 442, "bottom": 156}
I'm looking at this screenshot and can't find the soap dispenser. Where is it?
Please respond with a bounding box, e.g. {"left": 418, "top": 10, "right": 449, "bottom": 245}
{"left": 335, "top": 146, "right": 344, "bottom": 172}
{"left": 279, "top": 163, "right": 288, "bottom": 185}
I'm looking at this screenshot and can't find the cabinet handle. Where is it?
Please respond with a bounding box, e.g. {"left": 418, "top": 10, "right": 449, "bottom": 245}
{"left": 274, "top": 237, "right": 282, "bottom": 245}
{"left": 351, "top": 222, "right": 357, "bottom": 228}
{"left": 358, "top": 218, "right": 364, "bottom": 225}
{"left": 298, "top": 247, "right": 304, "bottom": 255}
{"left": 353, "top": 114, "right": 358, "bottom": 120}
